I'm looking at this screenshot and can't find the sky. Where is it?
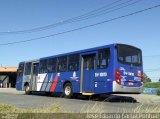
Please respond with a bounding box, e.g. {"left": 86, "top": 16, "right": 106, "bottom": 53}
{"left": 0, "top": 0, "right": 160, "bottom": 82}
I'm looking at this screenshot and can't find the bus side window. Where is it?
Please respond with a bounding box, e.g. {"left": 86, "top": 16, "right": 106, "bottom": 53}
{"left": 33, "top": 63, "right": 39, "bottom": 75}
{"left": 57, "top": 56, "right": 67, "bottom": 72}
{"left": 24, "top": 63, "right": 32, "bottom": 75}
{"left": 68, "top": 54, "right": 79, "bottom": 71}
{"left": 39, "top": 60, "right": 47, "bottom": 73}
{"left": 97, "top": 48, "right": 110, "bottom": 69}
{"left": 18, "top": 63, "right": 24, "bottom": 77}
{"left": 47, "top": 58, "right": 57, "bottom": 73}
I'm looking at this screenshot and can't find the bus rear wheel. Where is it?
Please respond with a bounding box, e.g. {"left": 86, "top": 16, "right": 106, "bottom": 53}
{"left": 24, "top": 85, "right": 31, "bottom": 95}
{"left": 63, "top": 83, "right": 73, "bottom": 98}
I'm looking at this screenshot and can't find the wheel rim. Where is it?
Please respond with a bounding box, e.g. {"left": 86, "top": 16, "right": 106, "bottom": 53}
{"left": 65, "top": 86, "right": 71, "bottom": 96}
{"left": 25, "top": 86, "right": 29, "bottom": 92}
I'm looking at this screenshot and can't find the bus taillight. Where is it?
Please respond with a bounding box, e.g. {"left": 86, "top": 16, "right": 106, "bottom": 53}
{"left": 138, "top": 70, "right": 144, "bottom": 82}
{"left": 115, "top": 70, "right": 121, "bottom": 85}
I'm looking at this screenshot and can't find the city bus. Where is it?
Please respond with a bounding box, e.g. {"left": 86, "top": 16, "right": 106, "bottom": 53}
{"left": 16, "top": 43, "right": 143, "bottom": 98}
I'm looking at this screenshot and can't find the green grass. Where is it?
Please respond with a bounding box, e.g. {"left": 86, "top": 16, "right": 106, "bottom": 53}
{"left": 157, "top": 89, "right": 160, "bottom": 96}
{"left": 0, "top": 103, "right": 79, "bottom": 119}
{"left": 0, "top": 102, "right": 160, "bottom": 119}
{"left": 0, "top": 103, "right": 64, "bottom": 113}
{"left": 143, "top": 82, "right": 160, "bottom": 88}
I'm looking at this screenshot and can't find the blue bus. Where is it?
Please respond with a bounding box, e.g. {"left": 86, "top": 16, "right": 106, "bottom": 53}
{"left": 16, "top": 43, "right": 143, "bottom": 98}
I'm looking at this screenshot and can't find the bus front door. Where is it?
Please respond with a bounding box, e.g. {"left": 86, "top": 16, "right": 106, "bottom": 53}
{"left": 30, "top": 62, "right": 39, "bottom": 91}
{"left": 81, "top": 54, "right": 96, "bottom": 93}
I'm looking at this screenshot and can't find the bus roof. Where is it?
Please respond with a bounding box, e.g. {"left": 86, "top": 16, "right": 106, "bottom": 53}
{"left": 19, "top": 43, "right": 141, "bottom": 63}
{"left": 40, "top": 43, "right": 115, "bottom": 60}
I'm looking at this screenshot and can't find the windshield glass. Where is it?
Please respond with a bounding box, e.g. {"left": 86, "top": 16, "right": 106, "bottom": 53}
{"left": 117, "top": 44, "right": 142, "bottom": 66}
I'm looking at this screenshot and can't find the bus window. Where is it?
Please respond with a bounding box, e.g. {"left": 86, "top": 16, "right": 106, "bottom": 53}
{"left": 33, "top": 63, "right": 39, "bottom": 75}
{"left": 68, "top": 54, "right": 79, "bottom": 71}
{"left": 24, "top": 63, "right": 32, "bottom": 75}
{"left": 57, "top": 56, "right": 67, "bottom": 72}
{"left": 132, "top": 55, "right": 139, "bottom": 63}
{"left": 18, "top": 63, "right": 24, "bottom": 76}
{"left": 47, "top": 58, "right": 57, "bottom": 73}
{"left": 126, "top": 56, "right": 132, "bottom": 63}
{"left": 97, "top": 48, "right": 110, "bottom": 69}
{"left": 39, "top": 60, "right": 47, "bottom": 73}
{"left": 83, "top": 55, "right": 96, "bottom": 70}
{"left": 117, "top": 44, "right": 142, "bottom": 66}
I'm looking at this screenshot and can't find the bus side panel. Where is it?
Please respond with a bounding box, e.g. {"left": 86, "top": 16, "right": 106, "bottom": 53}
{"left": 49, "top": 71, "right": 80, "bottom": 93}
{"left": 22, "top": 75, "right": 31, "bottom": 90}
{"left": 65, "top": 71, "right": 81, "bottom": 93}
{"left": 16, "top": 76, "right": 23, "bottom": 90}
{"left": 94, "top": 45, "right": 115, "bottom": 94}
{"left": 50, "top": 82, "right": 63, "bottom": 93}
{"left": 44, "top": 73, "right": 56, "bottom": 92}
{"left": 72, "top": 81, "right": 80, "bottom": 93}
{"left": 37, "top": 73, "right": 59, "bottom": 92}
{"left": 94, "top": 69, "right": 113, "bottom": 94}
{"left": 40, "top": 73, "right": 50, "bottom": 91}
{"left": 16, "top": 63, "right": 25, "bottom": 91}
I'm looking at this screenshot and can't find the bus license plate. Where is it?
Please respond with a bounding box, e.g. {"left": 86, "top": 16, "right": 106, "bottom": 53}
{"left": 128, "top": 82, "right": 133, "bottom": 85}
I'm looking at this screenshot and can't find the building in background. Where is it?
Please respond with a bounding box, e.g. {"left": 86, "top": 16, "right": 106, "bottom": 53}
{"left": 0, "top": 67, "right": 17, "bottom": 88}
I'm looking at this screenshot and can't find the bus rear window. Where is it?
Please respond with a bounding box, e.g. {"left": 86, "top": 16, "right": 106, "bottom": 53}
{"left": 117, "top": 44, "right": 142, "bottom": 66}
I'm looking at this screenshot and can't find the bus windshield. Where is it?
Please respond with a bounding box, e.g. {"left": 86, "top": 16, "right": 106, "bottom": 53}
{"left": 117, "top": 44, "right": 142, "bottom": 66}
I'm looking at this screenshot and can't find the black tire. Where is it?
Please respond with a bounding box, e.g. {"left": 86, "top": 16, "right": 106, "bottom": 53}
{"left": 72, "top": 93, "right": 79, "bottom": 99}
{"left": 63, "top": 83, "right": 73, "bottom": 98}
{"left": 24, "top": 85, "right": 31, "bottom": 95}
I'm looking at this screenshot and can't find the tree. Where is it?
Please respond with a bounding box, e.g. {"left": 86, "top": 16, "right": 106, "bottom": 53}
{"left": 143, "top": 73, "right": 151, "bottom": 83}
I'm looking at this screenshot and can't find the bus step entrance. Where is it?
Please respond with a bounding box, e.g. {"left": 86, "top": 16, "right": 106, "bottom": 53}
{"left": 82, "top": 92, "right": 94, "bottom": 96}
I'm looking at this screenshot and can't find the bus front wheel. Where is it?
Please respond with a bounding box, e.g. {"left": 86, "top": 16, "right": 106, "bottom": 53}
{"left": 63, "top": 83, "right": 73, "bottom": 98}
{"left": 24, "top": 85, "right": 31, "bottom": 95}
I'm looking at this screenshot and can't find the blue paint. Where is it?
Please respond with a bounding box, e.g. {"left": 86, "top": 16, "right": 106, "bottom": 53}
{"left": 16, "top": 43, "right": 143, "bottom": 94}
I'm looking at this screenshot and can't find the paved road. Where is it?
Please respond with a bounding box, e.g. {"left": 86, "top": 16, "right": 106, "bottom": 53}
{"left": 0, "top": 88, "right": 160, "bottom": 113}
